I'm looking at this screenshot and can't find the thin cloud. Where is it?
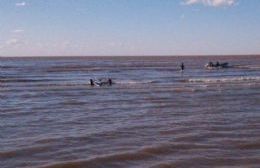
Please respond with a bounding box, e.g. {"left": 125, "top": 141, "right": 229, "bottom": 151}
{"left": 12, "top": 29, "right": 24, "bottom": 33}
{"left": 6, "top": 38, "right": 21, "bottom": 45}
{"left": 15, "top": 2, "right": 27, "bottom": 7}
{"left": 183, "top": 0, "right": 236, "bottom": 7}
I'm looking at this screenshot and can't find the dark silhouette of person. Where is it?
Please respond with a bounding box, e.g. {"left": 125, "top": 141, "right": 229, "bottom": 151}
{"left": 216, "top": 61, "right": 220, "bottom": 67}
{"left": 90, "top": 78, "right": 112, "bottom": 86}
{"left": 90, "top": 79, "right": 94, "bottom": 86}
{"left": 108, "top": 78, "right": 112, "bottom": 85}
{"left": 181, "top": 62, "right": 185, "bottom": 71}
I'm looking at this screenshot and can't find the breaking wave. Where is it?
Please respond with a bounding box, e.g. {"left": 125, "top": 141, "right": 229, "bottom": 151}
{"left": 115, "top": 80, "right": 155, "bottom": 85}
{"left": 188, "top": 76, "right": 260, "bottom": 83}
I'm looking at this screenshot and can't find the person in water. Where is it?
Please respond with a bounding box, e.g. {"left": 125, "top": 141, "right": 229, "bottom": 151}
{"left": 90, "top": 79, "right": 94, "bottom": 86}
{"left": 181, "top": 62, "right": 185, "bottom": 71}
{"left": 90, "top": 78, "right": 113, "bottom": 86}
{"left": 108, "top": 78, "right": 112, "bottom": 85}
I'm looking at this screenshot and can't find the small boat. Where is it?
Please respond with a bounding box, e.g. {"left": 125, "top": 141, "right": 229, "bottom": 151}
{"left": 90, "top": 78, "right": 113, "bottom": 86}
{"left": 205, "top": 62, "right": 229, "bottom": 69}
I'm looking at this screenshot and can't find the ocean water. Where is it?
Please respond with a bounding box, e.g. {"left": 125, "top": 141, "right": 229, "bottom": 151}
{"left": 0, "top": 56, "right": 260, "bottom": 168}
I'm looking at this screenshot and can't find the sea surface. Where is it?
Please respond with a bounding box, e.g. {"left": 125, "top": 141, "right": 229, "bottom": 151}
{"left": 0, "top": 56, "right": 260, "bottom": 168}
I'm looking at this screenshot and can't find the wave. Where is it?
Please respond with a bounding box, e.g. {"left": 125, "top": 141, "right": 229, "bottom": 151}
{"left": 0, "top": 145, "right": 51, "bottom": 159}
{"left": 116, "top": 80, "right": 155, "bottom": 85}
{"left": 1, "top": 79, "right": 59, "bottom": 83}
{"left": 1, "top": 77, "right": 156, "bottom": 86}
{"left": 188, "top": 76, "right": 260, "bottom": 83}
{"left": 233, "top": 65, "right": 260, "bottom": 70}
{"left": 151, "top": 157, "right": 260, "bottom": 168}
{"left": 38, "top": 143, "right": 218, "bottom": 168}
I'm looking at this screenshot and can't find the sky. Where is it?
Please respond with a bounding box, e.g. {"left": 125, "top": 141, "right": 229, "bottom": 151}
{"left": 0, "top": 0, "right": 260, "bottom": 56}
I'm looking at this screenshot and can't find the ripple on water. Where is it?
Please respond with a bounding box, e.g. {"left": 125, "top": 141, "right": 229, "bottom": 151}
{"left": 1, "top": 56, "right": 260, "bottom": 168}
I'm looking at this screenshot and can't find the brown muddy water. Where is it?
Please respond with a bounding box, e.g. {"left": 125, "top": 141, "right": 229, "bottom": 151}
{"left": 0, "top": 56, "right": 260, "bottom": 168}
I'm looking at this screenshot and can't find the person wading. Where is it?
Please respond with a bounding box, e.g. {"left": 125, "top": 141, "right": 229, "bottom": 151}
{"left": 181, "top": 62, "right": 185, "bottom": 71}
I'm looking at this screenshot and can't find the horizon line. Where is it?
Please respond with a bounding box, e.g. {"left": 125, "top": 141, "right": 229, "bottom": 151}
{"left": 1, "top": 54, "right": 260, "bottom": 58}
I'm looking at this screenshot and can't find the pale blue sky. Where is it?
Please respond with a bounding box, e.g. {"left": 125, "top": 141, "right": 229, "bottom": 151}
{"left": 0, "top": 0, "right": 259, "bottom": 56}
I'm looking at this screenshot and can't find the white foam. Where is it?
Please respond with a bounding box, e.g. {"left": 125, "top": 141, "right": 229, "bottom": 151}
{"left": 116, "top": 80, "right": 154, "bottom": 85}
{"left": 188, "top": 76, "right": 260, "bottom": 83}
{"left": 234, "top": 65, "right": 260, "bottom": 70}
